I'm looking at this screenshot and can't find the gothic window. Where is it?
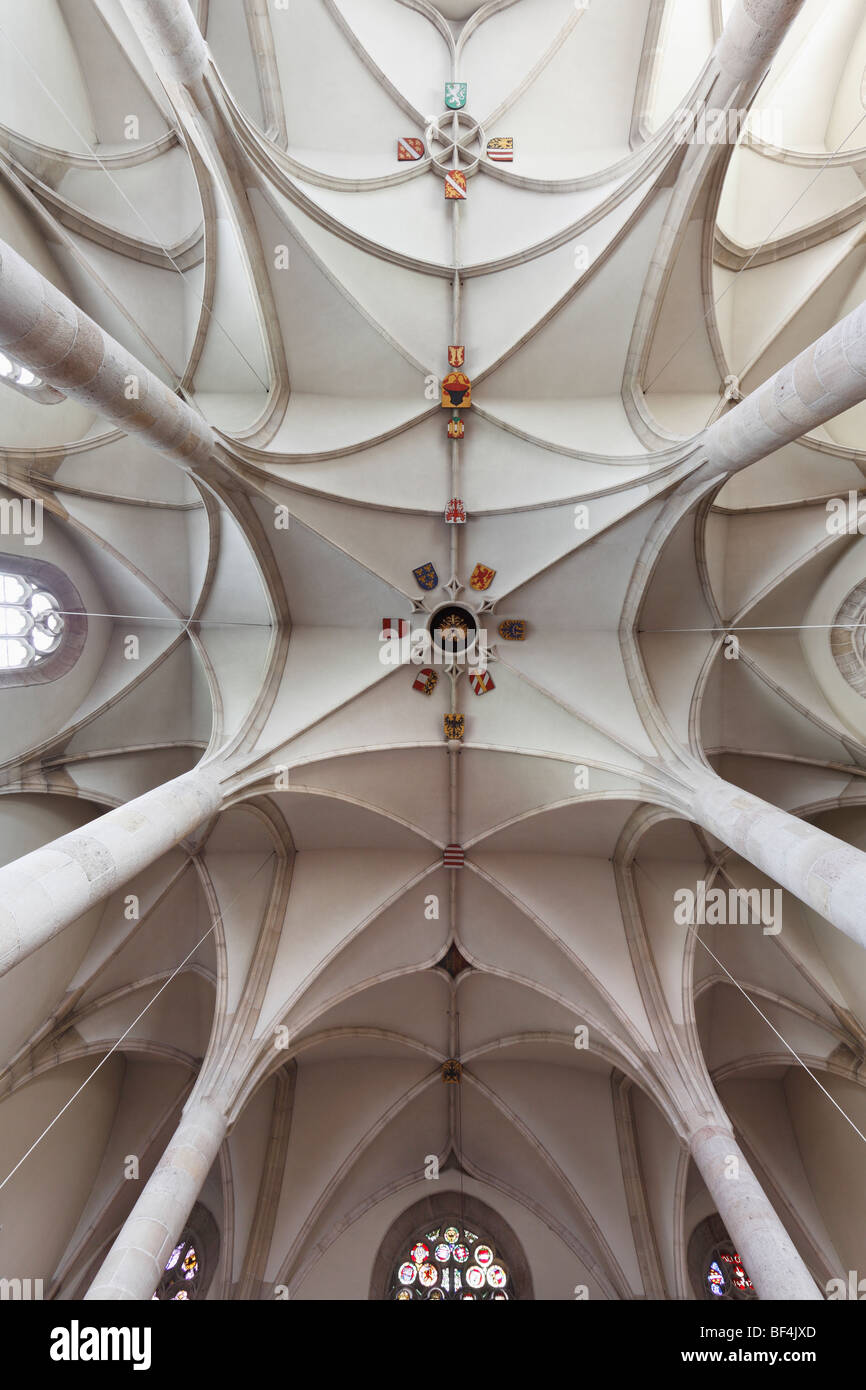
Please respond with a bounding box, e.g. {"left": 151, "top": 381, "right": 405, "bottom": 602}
{"left": 704, "top": 1244, "right": 756, "bottom": 1300}
{"left": 0, "top": 556, "right": 86, "bottom": 688}
{"left": 0, "top": 351, "right": 43, "bottom": 392}
{"left": 148, "top": 1203, "right": 220, "bottom": 1301}
{"left": 689, "top": 1216, "right": 758, "bottom": 1300}
{"left": 0, "top": 351, "right": 62, "bottom": 404}
{"left": 0, "top": 570, "right": 65, "bottom": 670}
{"left": 152, "top": 1232, "right": 202, "bottom": 1301}
{"left": 388, "top": 1222, "right": 511, "bottom": 1300}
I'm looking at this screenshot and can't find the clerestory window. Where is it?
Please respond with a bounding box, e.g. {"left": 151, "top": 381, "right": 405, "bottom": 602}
{"left": 0, "top": 571, "right": 65, "bottom": 670}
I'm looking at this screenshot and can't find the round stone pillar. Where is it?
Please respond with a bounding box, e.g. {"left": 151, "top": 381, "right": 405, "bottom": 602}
{"left": 85, "top": 1098, "right": 228, "bottom": 1300}
{"left": 0, "top": 766, "right": 223, "bottom": 978}
{"left": 689, "top": 771, "right": 866, "bottom": 951}
{"left": 690, "top": 1122, "right": 822, "bottom": 1300}
{"left": 0, "top": 238, "right": 214, "bottom": 471}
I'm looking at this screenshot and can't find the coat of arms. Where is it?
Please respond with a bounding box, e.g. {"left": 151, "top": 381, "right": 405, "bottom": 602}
{"left": 445, "top": 497, "right": 466, "bottom": 524}
{"left": 470, "top": 563, "right": 495, "bottom": 591}
{"left": 445, "top": 83, "right": 467, "bottom": 109}
{"left": 487, "top": 137, "right": 513, "bottom": 162}
{"left": 397, "top": 137, "right": 424, "bottom": 160}
{"left": 444, "top": 712, "right": 465, "bottom": 740}
{"left": 444, "top": 169, "right": 467, "bottom": 200}
{"left": 412, "top": 562, "right": 438, "bottom": 591}
{"left": 413, "top": 667, "right": 439, "bottom": 695}
{"left": 441, "top": 371, "right": 471, "bottom": 408}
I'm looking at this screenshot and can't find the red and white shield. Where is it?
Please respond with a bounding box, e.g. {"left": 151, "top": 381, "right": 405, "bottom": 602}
{"left": 469, "top": 670, "right": 494, "bottom": 696}
{"left": 397, "top": 137, "right": 424, "bottom": 161}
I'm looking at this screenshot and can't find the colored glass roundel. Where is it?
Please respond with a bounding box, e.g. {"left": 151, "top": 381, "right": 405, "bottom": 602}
{"left": 388, "top": 1223, "right": 511, "bottom": 1300}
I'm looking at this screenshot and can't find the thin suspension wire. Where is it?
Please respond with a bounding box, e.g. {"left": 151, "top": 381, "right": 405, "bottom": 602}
{"left": 644, "top": 107, "right": 866, "bottom": 394}
{"left": 0, "top": 851, "right": 275, "bottom": 1196}
{"left": 45, "top": 610, "right": 272, "bottom": 628}
{"left": 633, "top": 860, "right": 866, "bottom": 1148}
{"left": 0, "top": 23, "right": 270, "bottom": 392}
{"left": 641, "top": 623, "right": 866, "bottom": 633}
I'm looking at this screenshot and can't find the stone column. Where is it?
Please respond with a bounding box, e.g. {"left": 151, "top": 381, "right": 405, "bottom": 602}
{"left": 85, "top": 1098, "right": 227, "bottom": 1300}
{"left": 715, "top": 1, "right": 806, "bottom": 94}
{"left": 0, "top": 766, "right": 222, "bottom": 978}
{"left": 689, "top": 1121, "right": 821, "bottom": 1300}
{"left": 689, "top": 771, "right": 866, "bottom": 951}
{"left": 0, "top": 239, "right": 214, "bottom": 471}
{"left": 700, "top": 293, "right": 866, "bottom": 480}
{"left": 119, "top": 0, "right": 208, "bottom": 89}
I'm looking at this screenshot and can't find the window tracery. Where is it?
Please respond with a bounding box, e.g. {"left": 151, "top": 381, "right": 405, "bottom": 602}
{"left": 0, "top": 570, "right": 65, "bottom": 670}
{"left": 389, "top": 1222, "right": 511, "bottom": 1300}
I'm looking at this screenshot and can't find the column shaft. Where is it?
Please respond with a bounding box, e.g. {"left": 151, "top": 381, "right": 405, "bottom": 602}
{"left": 0, "top": 766, "right": 222, "bottom": 978}
{"left": 0, "top": 239, "right": 214, "bottom": 470}
{"left": 119, "top": 0, "right": 208, "bottom": 88}
{"left": 690, "top": 1122, "right": 821, "bottom": 1299}
{"left": 85, "top": 1099, "right": 227, "bottom": 1300}
{"left": 715, "top": 1, "right": 806, "bottom": 89}
{"left": 690, "top": 772, "right": 866, "bottom": 950}
{"left": 702, "top": 294, "right": 866, "bottom": 479}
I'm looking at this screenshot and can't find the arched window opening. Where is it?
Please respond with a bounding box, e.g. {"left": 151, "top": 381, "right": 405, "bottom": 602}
{"left": 371, "top": 1195, "right": 533, "bottom": 1301}
{"left": 689, "top": 1215, "right": 759, "bottom": 1301}
{"left": 153, "top": 1231, "right": 202, "bottom": 1301}
{"left": 389, "top": 1220, "right": 511, "bottom": 1301}
{"left": 704, "top": 1242, "right": 756, "bottom": 1300}
{"left": 0, "top": 352, "right": 62, "bottom": 404}
{"left": 150, "top": 1202, "right": 220, "bottom": 1301}
{"left": 0, "top": 571, "right": 65, "bottom": 670}
{"left": 0, "top": 555, "right": 86, "bottom": 688}
{"left": 0, "top": 352, "right": 42, "bottom": 391}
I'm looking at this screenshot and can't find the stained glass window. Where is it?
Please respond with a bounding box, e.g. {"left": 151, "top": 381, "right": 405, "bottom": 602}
{"left": 0, "top": 572, "right": 65, "bottom": 670}
{"left": 389, "top": 1222, "right": 511, "bottom": 1300}
{"left": 704, "top": 1244, "right": 756, "bottom": 1300}
{"left": 152, "top": 1231, "right": 203, "bottom": 1301}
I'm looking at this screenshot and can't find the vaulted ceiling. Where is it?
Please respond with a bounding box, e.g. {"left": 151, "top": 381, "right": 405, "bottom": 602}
{"left": 1, "top": 0, "right": 866, "bottom": 1300}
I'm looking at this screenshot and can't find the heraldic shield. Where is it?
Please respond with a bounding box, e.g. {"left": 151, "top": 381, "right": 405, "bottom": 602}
{"left": 444, "top": 712, "right": 465, "bottom": 740}
{"left": 413, "top": 668, "right": 439, "bottom": 695}
{"left": 444, "top": 169, "right": 467, "bottom": 200}
{"left": 487, "top": 137, "right": 513, "bottom": 162}
{"left": 448, "top": 345, "right": 465, "bottom": 367}
{"left": 397, "top": 137, "right": 424, "bottom": 160}
{"left": 413, "top": 562, "right": 438, "bottom": 591}
{"left": 498, "top": 619, "right": 526, "bottom": 640}
{"left": 441, "top": 371, "right": 471, "bottom": 407}
{"left": 470, "top": 562, "right": 495, "bottom": 591}
{"left": 445, "top": 82, "right": 467, "bottom": 109}
{"left": 469, "top": 670, "right": 495, "bottom": 695}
